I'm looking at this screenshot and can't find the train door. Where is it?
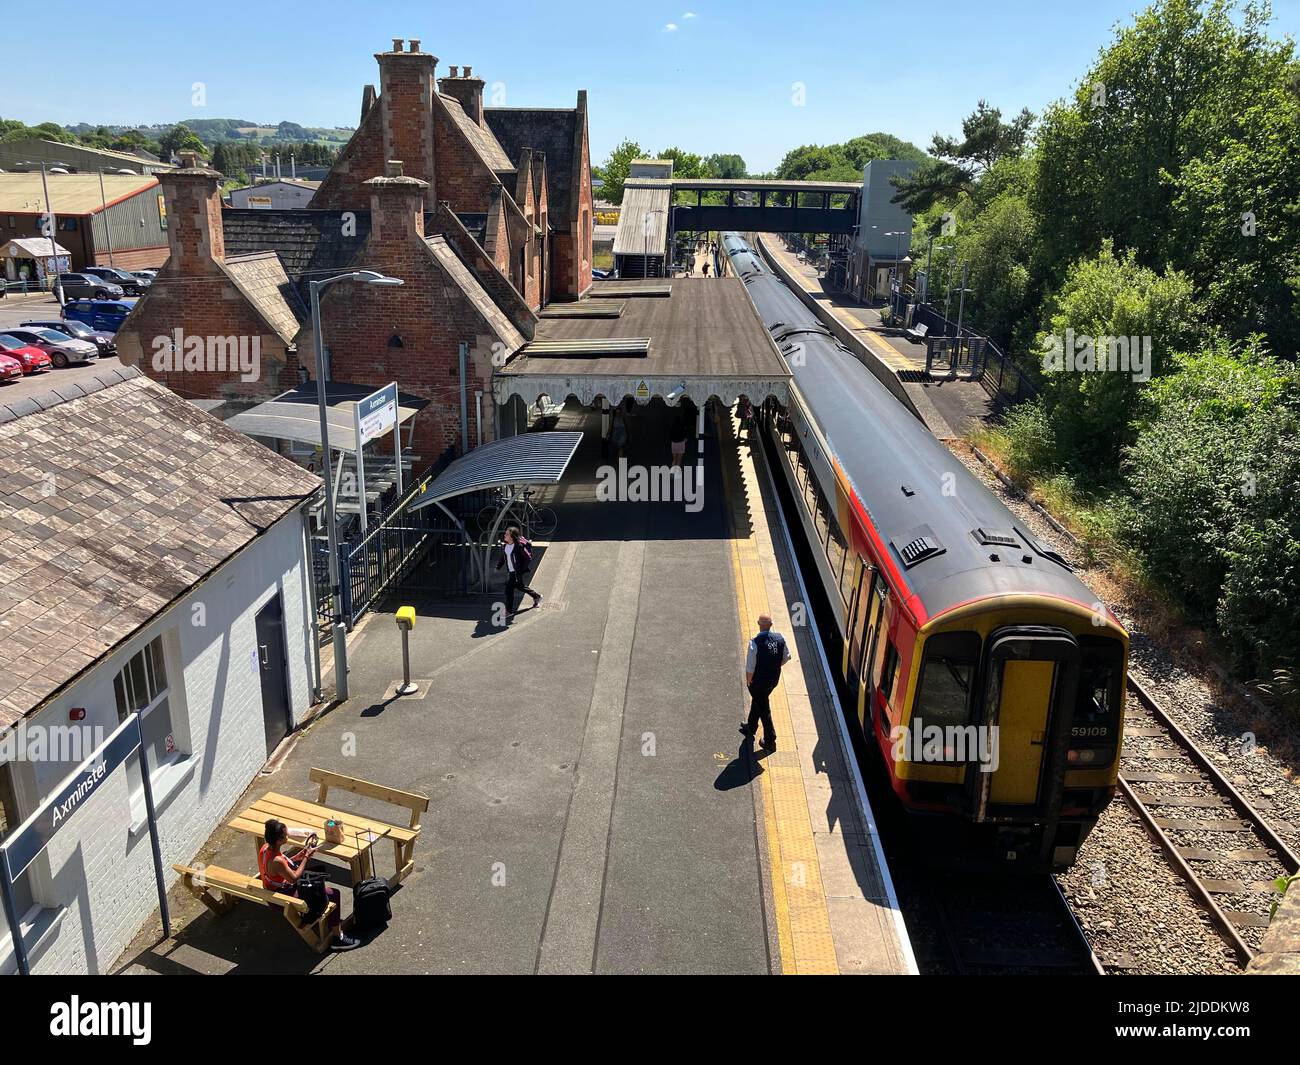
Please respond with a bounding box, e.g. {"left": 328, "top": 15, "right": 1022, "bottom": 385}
{"left": 857, "top": 575, "right": 889, "bottom": 732}
{"left": 976, "top": 627, "right": 1080, "bottom": 818}
{"left": 842, "top": 559, "right": 872, "bottom": 697}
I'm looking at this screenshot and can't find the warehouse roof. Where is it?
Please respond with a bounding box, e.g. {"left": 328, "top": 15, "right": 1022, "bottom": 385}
{"left": 0, "top": 172, "right": 160, "bottom": 214}
{"left": 0, "top": 366, "right": 320, "bottom": 730}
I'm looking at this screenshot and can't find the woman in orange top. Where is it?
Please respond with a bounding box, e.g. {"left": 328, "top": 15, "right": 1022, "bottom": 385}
{"left": 260, "top": 818, "right": 360, "bottom": 951}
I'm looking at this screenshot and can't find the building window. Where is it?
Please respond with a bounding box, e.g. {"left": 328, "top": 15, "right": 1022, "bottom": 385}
{"left": 113, "top": 635, "right": 181, "bottom": 796}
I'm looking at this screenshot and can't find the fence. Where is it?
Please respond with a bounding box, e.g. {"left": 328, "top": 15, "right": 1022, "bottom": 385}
{"left": 891, "top": 293, "right": 1039, "bottom": 403}
{"left": 312, "top": 452, "right": 496, "bottom": 631}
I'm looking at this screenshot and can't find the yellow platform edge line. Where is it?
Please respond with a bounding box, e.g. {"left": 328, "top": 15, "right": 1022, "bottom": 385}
{"left": 721, "top": 416, "right": 840, "bottom": 976}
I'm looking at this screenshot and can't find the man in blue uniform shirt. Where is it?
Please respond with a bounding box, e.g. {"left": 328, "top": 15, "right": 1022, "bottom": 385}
{"left": 741, "top": 613, "right": 792, "bottom": 752}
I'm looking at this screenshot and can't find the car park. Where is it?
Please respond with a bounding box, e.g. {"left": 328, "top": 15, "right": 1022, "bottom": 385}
{"left": 55, "top": 272, "right": 124, "bottom": 300}
{"left": 20, "top": 317, "right": 116, "bottom": 356}
{"left": 0, "top": 335, "right": 53, "bottom": 375}
{"left": 0, "top": 352, "right": 23, "bottom": 382}
{"left": 83, "top": 265, "right": 150, "bottom": 296}
{"left": 1, "top": 326, "right": 98, "bottom": 368}
{"left": 62, "top": 299, "right": 136, "bottom": 334}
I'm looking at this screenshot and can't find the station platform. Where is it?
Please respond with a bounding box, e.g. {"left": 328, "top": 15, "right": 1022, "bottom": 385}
{"left": 114, "top": 400, "right": 911, "bottom": 975}
{"left": 761, "top": 237, "right": 997, "bottom": 440}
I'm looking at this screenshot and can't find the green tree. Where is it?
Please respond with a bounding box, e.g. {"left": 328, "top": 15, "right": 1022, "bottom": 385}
{"left": 1124, "top": 344, "right": 1300, "bottom": 670}
{"left": 595, "top": 139, "right": 643, "bottom": 205}
{"left": 158, "top": 123, "right": 208, "bottom": 160}
{"left": 703, "top": 153, "right": 746, "bottom": 178}
{"left": 891, "top": 101, "right": 1033, "bottom": 213}
{"left": 1034, "top": 241, "right": 1202, "bottom": 481}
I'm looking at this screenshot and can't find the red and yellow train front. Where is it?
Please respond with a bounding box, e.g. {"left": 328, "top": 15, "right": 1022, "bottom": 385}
{"left": 873, "top": 596, "right": 1127, "bottom": 871}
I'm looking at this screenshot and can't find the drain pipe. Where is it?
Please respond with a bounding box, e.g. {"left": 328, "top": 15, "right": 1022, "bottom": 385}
{"left": 459, "top": 341, "right": 470, "bottom": 454}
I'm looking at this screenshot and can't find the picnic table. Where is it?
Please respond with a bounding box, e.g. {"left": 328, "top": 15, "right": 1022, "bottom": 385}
{"left": 228, "top": 792, "right": 391, "bottom": 886}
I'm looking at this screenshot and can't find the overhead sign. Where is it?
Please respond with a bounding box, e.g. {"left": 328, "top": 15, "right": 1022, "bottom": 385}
{"left": 1, "top": 715, "right": 141, "bottom": 881}
{"left": 356, "top": 382, "right": 399, "bottom": 445}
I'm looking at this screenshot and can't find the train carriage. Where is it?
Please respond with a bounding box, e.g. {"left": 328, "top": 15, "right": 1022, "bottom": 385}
{"left": 723, "top": 232, "right": 1126, "bottom": 871}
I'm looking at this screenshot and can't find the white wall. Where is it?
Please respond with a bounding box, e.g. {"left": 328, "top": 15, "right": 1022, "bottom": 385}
{"left": 0, "top": 509, "right": 316, "bottom": 975}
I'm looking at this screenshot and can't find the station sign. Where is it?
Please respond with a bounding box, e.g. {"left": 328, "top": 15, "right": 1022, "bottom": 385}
{"left": 356, "top": 382, "right": 399, "bottom": 445}
{"left": 1, "top": 714, "right": 141, "bottom": 881}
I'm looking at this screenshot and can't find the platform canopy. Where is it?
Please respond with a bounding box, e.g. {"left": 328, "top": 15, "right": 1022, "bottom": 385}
{"left": 408, "top": 431, "right": 583, "bottom": 511}
{"left": 495, "top": 277, "right": 790, "bottom": 411}
{"left": 224, "top": 381, "right": 428, "bottom": 453}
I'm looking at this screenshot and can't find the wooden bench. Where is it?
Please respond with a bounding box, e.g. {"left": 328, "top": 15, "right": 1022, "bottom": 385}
{"left": 905, "top": 322, "right": 929, "bottom": 343}
{"left": 172, "top": 863, "right": 338, "bottom": 953}
{"left": 310, "top": 768, "right": 430, "bottom": 885}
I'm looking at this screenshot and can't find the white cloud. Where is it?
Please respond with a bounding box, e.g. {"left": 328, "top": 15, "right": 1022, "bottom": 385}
{"left": 682, "top": 11, "right": 697, "bottom": 18}
{"left": 664, "top": 22, "right": 678, "bottom": 31}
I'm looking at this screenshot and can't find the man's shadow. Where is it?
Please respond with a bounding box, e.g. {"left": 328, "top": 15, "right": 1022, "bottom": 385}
{"left": 714, "top": 741, "right": 772, "bottom": 791}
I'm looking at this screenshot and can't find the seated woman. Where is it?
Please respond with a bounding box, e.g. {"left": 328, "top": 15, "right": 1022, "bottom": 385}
{"left": 259, "top": 818, "right": 360, "bottom": 951}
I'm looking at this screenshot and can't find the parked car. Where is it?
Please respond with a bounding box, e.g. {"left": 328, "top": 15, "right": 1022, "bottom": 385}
{"left": 1, "top": 327, "right": 98, "bottom": 368}
{"left": 55, "top": 273, "right": 124, "bottom": 300}
{"left": 62, "top": 299, "right": 136, "bottom": 334}
{"left": 131, "top": 270, "right": 158, "bottom": 283}
{"left": 20, "top": 317, "right": 116, "bottom": 356}
{"left": 83, "top": 265, "right": 150, "bottom": 296}
{"left": 0, "top": 352, "right": 23, "bottom": 382}
{"left": 0, "top": 334, "right": 53, "bottom": 374}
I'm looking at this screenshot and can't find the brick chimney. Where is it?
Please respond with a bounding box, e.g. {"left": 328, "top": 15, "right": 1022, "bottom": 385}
{"left": 439, "top": 64, "right": 485, "bottom": 127}
{"left": 156, "top": 150, "right": 225, "bottom": 273}
{"left": 376, "top": 38, "right": 437, "bottom": 194}
{"left": 365, "top": 160, "right": 428, "bottom": 243}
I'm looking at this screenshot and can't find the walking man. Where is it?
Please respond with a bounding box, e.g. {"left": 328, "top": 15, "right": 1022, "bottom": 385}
{"left": 496, "top": 525, "right": 542, "bottom": 617}
{"left": 741, "top": 613, "right": 792, "bottom": 752}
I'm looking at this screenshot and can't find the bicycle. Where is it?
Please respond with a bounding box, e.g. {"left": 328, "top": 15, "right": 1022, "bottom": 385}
{"left": 476, "top": 487, "right": 557, "bottom": 541}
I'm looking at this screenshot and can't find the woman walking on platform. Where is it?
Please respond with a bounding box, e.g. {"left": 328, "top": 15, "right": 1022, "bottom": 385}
{"left": 496, "top": 525, "right": 542, "bottom": 617}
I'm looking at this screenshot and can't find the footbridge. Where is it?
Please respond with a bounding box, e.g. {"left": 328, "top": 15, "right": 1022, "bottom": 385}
{"left": 614, "top": 177, "right": 860, "bottom": 278}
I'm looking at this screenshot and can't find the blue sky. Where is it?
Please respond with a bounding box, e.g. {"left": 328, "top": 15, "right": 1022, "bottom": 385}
{"left": 5, "top": 0, "right": 1298, "bottom": 172}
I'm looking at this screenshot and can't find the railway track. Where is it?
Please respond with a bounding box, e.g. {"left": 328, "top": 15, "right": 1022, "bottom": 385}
{"left": 1116, "top": 676, "right": 1300, "bottom": 965}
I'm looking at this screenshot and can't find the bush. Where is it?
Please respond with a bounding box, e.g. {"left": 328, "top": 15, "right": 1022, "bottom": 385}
{"left": 1123, "top": 343, "right": 1300, "bottom": 670}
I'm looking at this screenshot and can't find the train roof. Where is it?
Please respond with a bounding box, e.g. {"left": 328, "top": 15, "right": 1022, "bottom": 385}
{"left": 723, "top": 233, "right": 1102, "bottom": 624}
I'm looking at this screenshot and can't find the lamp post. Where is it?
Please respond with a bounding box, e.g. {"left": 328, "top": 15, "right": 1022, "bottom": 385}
{"left": 309, "top": 270, "right": 404, "bottom": 701}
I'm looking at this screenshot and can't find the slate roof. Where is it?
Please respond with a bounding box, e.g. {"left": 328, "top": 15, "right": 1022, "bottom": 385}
{"left": 223, "top": 251, "right": 306, "bottom": 344}
{"left": 425, "top": 235, "right": 525, "bottom": 354}
{"left": 440, "top": 94, "right": 515, "bottom": 174}
{"left": 0, "top": 366, "right": 320, "bottom": 730}
{"left": 485, "top": 108, "right": 579, "bottom": 229}
{"left": 222, "top": 208, "right": 373, "bottom": 296}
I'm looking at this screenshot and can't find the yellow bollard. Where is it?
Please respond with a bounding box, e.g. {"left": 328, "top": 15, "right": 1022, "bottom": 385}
{"left": 395, "top": 607, "right": 418, "bottom": 695}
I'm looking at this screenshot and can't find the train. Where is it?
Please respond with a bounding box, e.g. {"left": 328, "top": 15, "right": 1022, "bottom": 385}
{"left": 721, "top": 231, "right": 1127, "bottom": 872}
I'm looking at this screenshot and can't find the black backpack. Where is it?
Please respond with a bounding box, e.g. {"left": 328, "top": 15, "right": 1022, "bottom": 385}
{"left": 295, "top": 870, "right": 330, "bottom": 922}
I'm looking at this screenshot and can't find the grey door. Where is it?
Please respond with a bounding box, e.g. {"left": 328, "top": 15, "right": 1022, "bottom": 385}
{"left": 255, "top": 593, "right": 292, "bottom": 757}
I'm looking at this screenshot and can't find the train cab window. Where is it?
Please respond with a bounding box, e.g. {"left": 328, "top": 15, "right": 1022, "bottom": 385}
{"left": 1072, "top": 637, "right": 1125, "bottom": 750}
{"left": 913, "top": 632, "right": 981, "bottom": 732}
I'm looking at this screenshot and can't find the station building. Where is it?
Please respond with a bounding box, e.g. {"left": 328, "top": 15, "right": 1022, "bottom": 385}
{"left": 115, "top": 37, "right": 594, "bottom": 466}
{"left": 0, "top": 366, "right": 321, "bottom": 975}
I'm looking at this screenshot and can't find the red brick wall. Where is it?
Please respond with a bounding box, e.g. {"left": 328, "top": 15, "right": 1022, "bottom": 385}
{"left": 310, "top": 102, "right": 387, "bottom": 211}
{"left": 432, "top": 96, "right": 498, "bottom": 215}
{"left": 296, "top": 186, "right": 504, "bottom": 461}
